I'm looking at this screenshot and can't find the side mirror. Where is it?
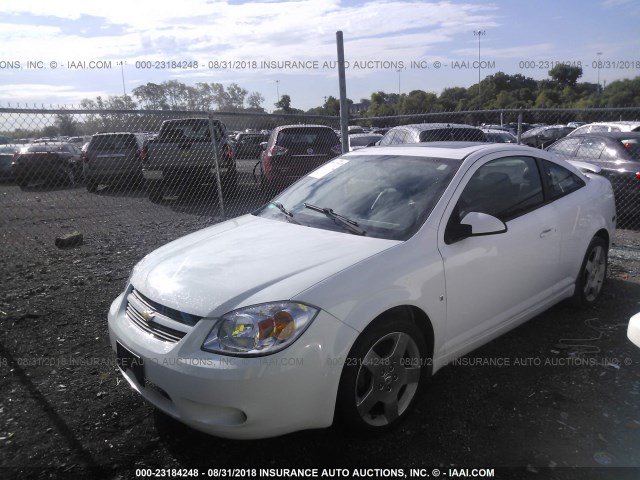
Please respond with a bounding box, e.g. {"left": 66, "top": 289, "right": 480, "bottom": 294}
{"left": 460, "top": 212, "right": 507, "bottom": 236}
{"left": 260, "top": 142, "right": 268, "bottom": 150}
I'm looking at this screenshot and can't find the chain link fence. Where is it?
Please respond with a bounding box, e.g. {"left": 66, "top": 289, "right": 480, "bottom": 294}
{"left": 1, "top": 106, "right": 639, "bottom": 257}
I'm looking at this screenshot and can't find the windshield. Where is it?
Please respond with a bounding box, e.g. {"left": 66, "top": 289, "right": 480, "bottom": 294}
{"left": 89, "top": 134, "right": 139, "bottom": 151}
{"left": 276, "top": 128, "right": 339, "bottom": 151}
{"left": 254, "top": 154, "right": 459, "bottom": 240}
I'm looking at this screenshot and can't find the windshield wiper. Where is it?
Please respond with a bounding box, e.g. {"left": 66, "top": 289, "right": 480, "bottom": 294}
{"left": 303, "top": 203, "right": 366, "bottom": 236}
{"left": 269, "top": 201, "right": 301, "bottom": 224}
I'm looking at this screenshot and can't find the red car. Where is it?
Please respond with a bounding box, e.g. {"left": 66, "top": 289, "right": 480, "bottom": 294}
{"left": 260, "top": 125, "right": 341, "bottom": 193}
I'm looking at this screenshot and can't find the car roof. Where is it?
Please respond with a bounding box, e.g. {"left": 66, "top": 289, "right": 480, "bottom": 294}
{"left": 567, "top": 131, "right": 640, "bottom": 140}
{"left": 481, "top": 128, "right": 514, "bottom": 134}
{"left": 571, "top": 121, "right": 640, "bottom": 133}
{"left": 274, "top": 124, "right": 335, "bottom": 131}
{"left": 93, "top": 132, "right": 141, "bottom": 136}
{"left": 388, "top": 123, "right": 480, "bottom": 132}
{"left": 349, "top": 133, "right": 382, "bottom": 137}
{"left": 346, "top": 141, "right": 540, "bottom": 160}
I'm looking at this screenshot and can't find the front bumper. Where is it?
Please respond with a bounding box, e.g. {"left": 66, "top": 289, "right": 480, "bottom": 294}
{"left": 107, "top": 290, "right": 358, "bottom": 439}
{"left": 628, "top": 312, "right": 640, "bottom": 348}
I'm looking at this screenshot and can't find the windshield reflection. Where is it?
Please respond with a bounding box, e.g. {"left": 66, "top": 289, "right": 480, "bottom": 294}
{"left": 254, "top": 154, "right": 459, "bottom": 241}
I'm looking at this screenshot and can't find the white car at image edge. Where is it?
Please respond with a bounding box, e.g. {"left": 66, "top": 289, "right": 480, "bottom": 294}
{"left": 628, "top": 313, "right": 640, "bottom": 348}
{"left": 108, "top": 142, "right": 616, "bottom": 439}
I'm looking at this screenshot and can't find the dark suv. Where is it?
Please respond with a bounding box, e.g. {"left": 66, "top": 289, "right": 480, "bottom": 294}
{"left": 235, "top": 132, "right": 269, "bottom": 159}
{"left": 260, "top": 125, "right": 341, "bottom": 192}
{"left": 378, "top": 123, "right": 486, "bottom": 145}
{"left": 83, "top": 132, "right": 148, "bottom": 192}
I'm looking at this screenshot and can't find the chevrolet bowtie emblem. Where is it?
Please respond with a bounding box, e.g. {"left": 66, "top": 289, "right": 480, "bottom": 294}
{"left": 141, "top": 310, "right": 155, "bottom": 322}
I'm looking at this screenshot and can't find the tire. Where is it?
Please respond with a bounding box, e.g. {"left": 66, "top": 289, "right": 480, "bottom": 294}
{"left": 65, "top": 168, "right": 76, "bottom": 186}
{"left": 16, "top": 177, "right": 29, "bottom": 188}
{"left": 86, "top": 178, "right": 98, "bottom": 193}
{"left": 570, "top": 236, "right": 608, "bottom": 308}
{"left": 335, "top": 315, "right": 428, "bottom": 434}
{"left": 148, "top": 183, "right": 165, "bottom": 203}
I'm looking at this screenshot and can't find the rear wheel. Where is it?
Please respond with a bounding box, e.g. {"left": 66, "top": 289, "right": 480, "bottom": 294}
{"left": 65, "top": 167, "right": 76, "bottom": 186}
{"left": 148, "top": 183, "right": 165, "bottom": 203}
{"left": 335, "top": 315, "right": 428, "bottom": 434}
{"left": 571, "top": 236, "right": 607, "bottom": 308}
{"left": 221, "top": 172, "right": 238, "bottom": 199}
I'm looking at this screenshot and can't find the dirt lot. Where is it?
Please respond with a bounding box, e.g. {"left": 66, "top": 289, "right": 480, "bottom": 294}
{"left": 1, "top": 177, "right": 639, "bottom": 480}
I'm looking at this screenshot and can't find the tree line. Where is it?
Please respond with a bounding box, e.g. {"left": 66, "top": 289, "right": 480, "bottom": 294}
{"left": 4, "top": 66, "right": 640, "bottom": 138}
{"left": 80, "top": 65, "right": 640, "bottom": 116}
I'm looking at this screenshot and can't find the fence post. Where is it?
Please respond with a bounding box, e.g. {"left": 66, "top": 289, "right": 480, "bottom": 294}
{"left": 208, "top": 112, "right": 226, "bottom": 218}
{"left": 336, "top": 31, "right": 349, "bottom": 153}
{"left": 517, "top": 108, "right": 523, "bottom": 145}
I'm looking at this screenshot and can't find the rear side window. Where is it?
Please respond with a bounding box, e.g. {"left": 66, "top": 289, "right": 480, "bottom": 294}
{"left": 379, "top": 129, "right": 411, "bottom": 145}
{"left": 541, "top": 160, "right": 585, "bottom": 200}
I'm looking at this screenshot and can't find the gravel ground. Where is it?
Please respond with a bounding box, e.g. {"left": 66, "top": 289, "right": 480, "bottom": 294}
{"left": 0, "top": 178, "right": 639, "bottom": 480}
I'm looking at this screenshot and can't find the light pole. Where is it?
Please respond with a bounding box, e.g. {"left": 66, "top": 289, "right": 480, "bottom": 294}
{"left": 120, "top": 61, "right": 126, "bottom": 97}
{"left": 596, "top": 52, "right": 603, "bottom": 94}
{"left": 275, "top": 80, "right": 280, "bottom": 105}
{"left": 397, "top": 69, "right": 402, "bottom": 96}
{"left": 474, "top": 30, "right": 486, "bottom": 99}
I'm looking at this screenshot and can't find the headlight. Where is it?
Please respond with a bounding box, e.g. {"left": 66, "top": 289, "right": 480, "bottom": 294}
{"left": 202, "top": 302, "right": 319, "bottom": 356}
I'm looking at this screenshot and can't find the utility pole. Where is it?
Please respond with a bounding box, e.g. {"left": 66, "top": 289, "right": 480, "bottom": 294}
{"left": 596, "top": 52, "right": 603, "bottom": 94}
{"left": 120, "top": 62, "right": 126, "bottom": 97}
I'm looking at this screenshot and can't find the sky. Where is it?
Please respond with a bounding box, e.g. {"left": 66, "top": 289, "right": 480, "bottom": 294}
{"left": 1, "top": 0, "right": 639, "bottom": 111}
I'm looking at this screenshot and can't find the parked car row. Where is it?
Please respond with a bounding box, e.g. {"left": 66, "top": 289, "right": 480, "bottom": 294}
{"left": 4, "top": 120, "right": 639, "bottom": 227}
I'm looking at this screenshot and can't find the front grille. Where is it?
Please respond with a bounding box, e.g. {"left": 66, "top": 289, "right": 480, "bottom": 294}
{"left": 125, "top": 289, "right": 201, "bottom": 343}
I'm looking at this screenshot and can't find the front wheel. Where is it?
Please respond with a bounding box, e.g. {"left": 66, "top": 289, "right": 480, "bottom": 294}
{"left": 86, "top": 178, "right": 98, "bottom": 193}
{"left": 570, "top": 236, "right": 608, "bottom": 308}
{"left": 335, "top": 316, "right": 428, "bottom": 434}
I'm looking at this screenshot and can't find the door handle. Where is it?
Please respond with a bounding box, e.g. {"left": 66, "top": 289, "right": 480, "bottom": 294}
{"left": 540, "top": 227, "right": 555, "bottom": 238}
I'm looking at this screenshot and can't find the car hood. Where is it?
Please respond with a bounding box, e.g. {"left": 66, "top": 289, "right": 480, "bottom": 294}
{"left": 131, "top": 214, "right": 399, "bottom": 317}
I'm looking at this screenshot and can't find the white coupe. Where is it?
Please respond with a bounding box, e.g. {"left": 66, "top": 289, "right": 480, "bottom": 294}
{"left": 108, "top": 142, "right": 616, "bottom": 439}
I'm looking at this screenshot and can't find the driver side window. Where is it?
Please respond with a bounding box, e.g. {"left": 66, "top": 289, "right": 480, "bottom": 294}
{"left": 454, "top": 156, "right": 545, "bottom": 224}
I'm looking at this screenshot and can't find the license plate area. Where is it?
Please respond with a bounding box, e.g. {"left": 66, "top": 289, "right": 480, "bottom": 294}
{"left": 116, "top": 341, "right": 145, "bottom": 386}
{"left": 143, "top": 170, "right": 163, "bottom": 180}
